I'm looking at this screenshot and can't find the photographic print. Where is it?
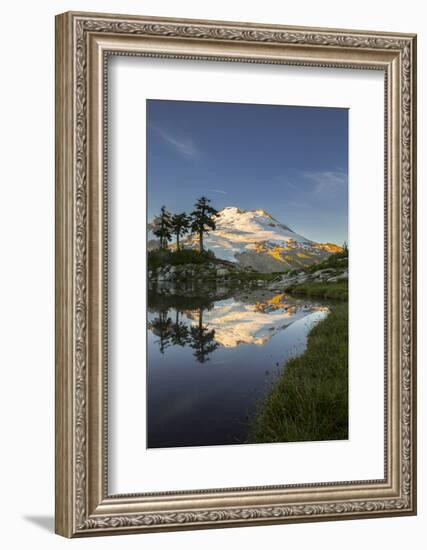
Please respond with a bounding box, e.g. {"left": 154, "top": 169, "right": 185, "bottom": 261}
{"left": 147, "top": 99, "right": 348, "bottom": 449}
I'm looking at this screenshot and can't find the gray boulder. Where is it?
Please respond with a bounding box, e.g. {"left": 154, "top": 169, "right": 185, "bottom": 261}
{"left": 216, "top": 268, "right": 229, "bottom": 277}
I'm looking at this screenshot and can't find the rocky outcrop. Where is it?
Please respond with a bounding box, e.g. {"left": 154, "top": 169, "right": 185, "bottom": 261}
{"left": 148, "top": 262, "right": 240, "bottom": 285}
{"left": 266, "top": 266, "right": 348, "bottom": 291}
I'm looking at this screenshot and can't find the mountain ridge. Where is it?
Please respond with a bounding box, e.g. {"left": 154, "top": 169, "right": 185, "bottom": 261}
{"left": 149, "top": 206, "right": 342, "bottom": 272}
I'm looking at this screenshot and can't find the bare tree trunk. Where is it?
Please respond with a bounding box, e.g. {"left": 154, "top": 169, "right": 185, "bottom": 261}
{"left": 199, "top": 231, "right": 203, "bottom": 253}
{"left": 176, "top": 233, "right": 180, "bottom": 251}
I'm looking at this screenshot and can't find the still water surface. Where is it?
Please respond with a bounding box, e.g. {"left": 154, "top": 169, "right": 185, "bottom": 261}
{"left": 147, "top": 288, "right": 329, "bottom": 448}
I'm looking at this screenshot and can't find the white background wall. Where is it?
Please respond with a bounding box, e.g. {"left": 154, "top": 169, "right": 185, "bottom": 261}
{"left": 0, "top": 1, "right": 424, "bottom": 548}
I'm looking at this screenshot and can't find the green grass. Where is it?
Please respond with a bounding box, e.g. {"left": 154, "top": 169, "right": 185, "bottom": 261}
{"left": 248, "top": 303, "right": 348, "bottom": 443}
{"left": 306, "top": 249, "right": 348, "bottom": 273}
{"left": 148, "top": 248, "right": 217, "bottom": 269}
{"left": 283, "top": 249, "right": 348, "bottom": 300}
{"left": 285, "top": 280, "right": 348, "bottom": 301}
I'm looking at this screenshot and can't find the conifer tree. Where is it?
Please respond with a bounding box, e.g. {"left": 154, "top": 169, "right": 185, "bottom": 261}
{"left": 171, "top": 212, "right": 190, "bottom": 251}
{"left": 152, "top": 206, "right": 172, "bottom": 249}
{"left": 190, "top": 197, "right": 218, "bottom": 253}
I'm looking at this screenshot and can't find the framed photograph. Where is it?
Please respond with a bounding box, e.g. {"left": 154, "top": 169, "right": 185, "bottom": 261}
{"left": 55, "top": 11, "right": 417, "bottom": 537}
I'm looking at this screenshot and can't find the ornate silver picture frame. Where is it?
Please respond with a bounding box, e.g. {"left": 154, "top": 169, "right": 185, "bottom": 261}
{"left": 55, "top": 11, "right": 417, "bottom": 537}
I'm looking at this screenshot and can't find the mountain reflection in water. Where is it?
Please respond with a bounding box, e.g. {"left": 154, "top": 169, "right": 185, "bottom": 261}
{"left": 147, "top": 289, "right": 329, "bottom": 448}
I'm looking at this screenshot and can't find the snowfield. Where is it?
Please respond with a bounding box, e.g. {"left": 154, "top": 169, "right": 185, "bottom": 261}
{"left": 187, "top": 207, "right": 312, "bottom": 262}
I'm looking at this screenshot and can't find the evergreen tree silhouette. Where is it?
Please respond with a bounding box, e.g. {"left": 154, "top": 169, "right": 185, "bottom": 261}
{"left": 189, "top": 306, "right": 219, "bottom": 363}
{"left": 148, "top": 309, "right": 173, "bottom": 354}
{"left": 170, "top": 309, "right": 190, "bottom": 347}
{"left": 152, "top": 206, "right": 172, "bottom": 249}
{"left": 190, "top": 197, "right": 218, "bottom": 253}
{"left": 171, "top": 212, "right": 190, "bottom": 251}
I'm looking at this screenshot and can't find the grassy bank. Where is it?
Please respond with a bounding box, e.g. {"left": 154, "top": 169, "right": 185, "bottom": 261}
{"left": 249, "top": 302, "right": 348, "bottom": 443}
{"left": 285, "top": 280, "right": 348, "bottom": 301}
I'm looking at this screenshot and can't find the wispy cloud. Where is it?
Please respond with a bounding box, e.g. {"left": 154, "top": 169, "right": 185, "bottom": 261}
{"left": 302, "top": 170, "right": 347, "bottom": 194}
{"left": 285, "top": 180, "right": 298, "bottom": 191}
{"left": 151, "top": 125, "right": 198, "bottom": 158}
{"left": 274, "top": 175, "right": 298, "bottom": 190}
{"left": 211, "top": 188, "right": 228, "bottom": 195}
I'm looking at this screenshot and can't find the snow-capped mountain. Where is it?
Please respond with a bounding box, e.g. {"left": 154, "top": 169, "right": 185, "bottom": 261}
{"left": 149, "top": 207, "right": 342, "bottom": 272}
{"left": 200, "top": 207, "right": 310, "bottom": 260}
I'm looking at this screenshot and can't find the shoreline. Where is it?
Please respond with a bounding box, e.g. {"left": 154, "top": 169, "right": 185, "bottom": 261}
{"left": 248, "top": 301, "right": 348, "bottom": 444}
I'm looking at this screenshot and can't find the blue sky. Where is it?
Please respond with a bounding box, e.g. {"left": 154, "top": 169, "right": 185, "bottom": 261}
{"left": 147, "top": 100, "right": 348, "bottom": 245}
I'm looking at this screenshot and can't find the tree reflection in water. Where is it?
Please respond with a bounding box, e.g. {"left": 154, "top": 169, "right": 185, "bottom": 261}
{"left": 148, "top": 293, "right": 218, "bottom": 363}
{"left": 188, "top": 306, "right": 219, "bottom": 363}
{"left": 148, "top": 289, "right": 327, "bottom": 363}
{"left": 170, "top": 316, "right": 190, "bottom": 348}
{"left": 148, "top": 309, "right": 173, "bottom": 354}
